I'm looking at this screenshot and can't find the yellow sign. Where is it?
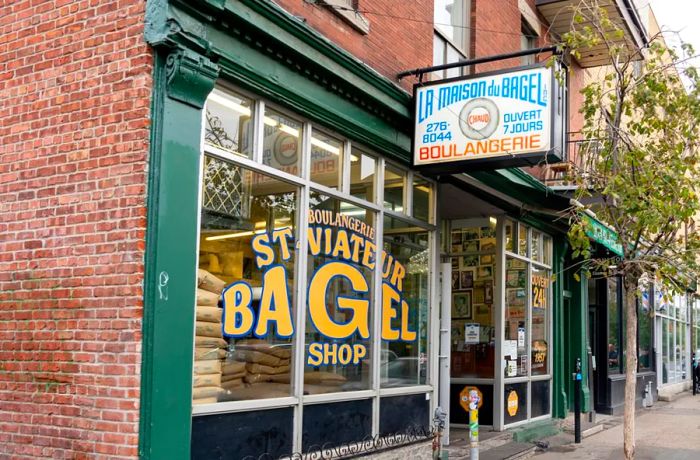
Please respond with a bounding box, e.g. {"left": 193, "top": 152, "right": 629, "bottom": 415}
{"left": 459, "top": 386, "right": 483, "bottom": 412}
{"left": 532, "top": 274, "right": 548, "bottom": 308}
{"left": 507, "top": 390, "right": 519, "bottom": 416}
{"left": 222, "top": 211, "right": 416, "bottom": 367}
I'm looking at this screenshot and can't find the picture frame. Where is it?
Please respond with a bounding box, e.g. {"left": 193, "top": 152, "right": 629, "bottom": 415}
{"left": 480, "top": 254, "right": 494, "bottom": 265}
{"left": 480, "top": 226, "right": 496, "bottom": 238}
{"left": 452, "top": 292, "right": 472, "bottom": 319}
{"left": 506, "top": 270, "right": 524, "bottom": 288}
{"left": 451, "top": 257, "right": 459, "bottom": 270}
{"left": 477, "top": 265, "right": 493, "bottom": 280}
{"left": 485, "top": 283, "right": 493, "bottom": 303}
{"left": 463, "top": 240, "right": 480, "bottom": 253}
{"left": 460, "top": 269, "right": 474, "bottom": 289}
{"left": 480, "top": 238, "right": 496, "bottom": 252}
{"left": 463, "top": 228, "right": 480, "bottom": 241}
{"left": 451, "top": 231, "right": 463, "bottom": 245}
{"left": 462, "top": 255, "right": 479, "bottom": 268}
{"left": 451, "top": 271, "right": 460, "bottom": 290}
{"left": 473, "top": 285, "right": 485, "bottom": 304}
{"left": 476, "top": 304, "right": 490, "bottom": 315}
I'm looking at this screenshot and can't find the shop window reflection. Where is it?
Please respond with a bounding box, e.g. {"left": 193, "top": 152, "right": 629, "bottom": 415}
{"left": 505, "top": 257, "right": 528, "bottom": 378}
{"left": 349, "top": 149, "right": 377, "bottom": 202}
{"left": 204, "top": 88, "right": 254, "bottom": 158}
{"left": 383, "top": 166, "right": 405, "bottom": 213}
{"left": 262, "top": 108, "right": 303, "bottom": 176}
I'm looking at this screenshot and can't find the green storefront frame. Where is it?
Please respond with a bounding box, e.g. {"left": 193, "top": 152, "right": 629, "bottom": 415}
{"left": 139, "top": 0, "right": 578, "bottom": 456}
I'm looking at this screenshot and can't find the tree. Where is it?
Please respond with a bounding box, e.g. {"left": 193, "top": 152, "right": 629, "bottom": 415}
{"left": 555, "top": 2, "right": 700, "bottom": 458}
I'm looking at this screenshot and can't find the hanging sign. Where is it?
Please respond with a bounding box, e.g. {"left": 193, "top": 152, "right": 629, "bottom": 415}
{"left": 220, "top": 211, "right": 417, "bottom": 367}
{"left": 413, "top": 64, "right": 565, "bottom": 172}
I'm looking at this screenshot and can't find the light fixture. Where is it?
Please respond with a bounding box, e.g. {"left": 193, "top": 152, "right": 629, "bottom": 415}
{"left": 205, "top": 231, "right": 256, "bottom": 241}
{"left": 207, "top": 91, "right": 251, "bottom": 116}
{"left": 489, "top": 216, "right": 498, "bottom": 227}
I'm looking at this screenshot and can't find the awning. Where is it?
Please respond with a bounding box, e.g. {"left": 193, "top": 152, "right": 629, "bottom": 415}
{"left": 580, "top": 213, "right": 623, "bottom": 256}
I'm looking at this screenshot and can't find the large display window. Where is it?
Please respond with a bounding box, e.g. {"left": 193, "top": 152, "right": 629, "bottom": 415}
{"left": 191, "top": 86, "right": 437, "bottom": 456}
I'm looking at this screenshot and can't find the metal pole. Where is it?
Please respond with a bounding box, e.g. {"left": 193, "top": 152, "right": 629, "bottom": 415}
{"left": 574, "top": 357, "right": 582, "bottom": 444}
{"left": 397, "top": 46, "right": 561, "bottom": 79}
{"left": 469, "top": 405, "right": 479, "bottom": 460}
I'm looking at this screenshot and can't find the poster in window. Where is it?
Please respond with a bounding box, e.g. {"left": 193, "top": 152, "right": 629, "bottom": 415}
{"left": 462, "top": 255, "right": 479, "bottom": 268}
{"left": 463, "top": 240, "right": 480, "bottom": 253}
{"left": 477, "top": 265, "right": 493, "bottom": 280}
{"left": 484, "top": 283, "right": 493, "bottom": 304}
{"left": 464, "top": 323, "right": 480, "bottom": 344}
{"left": 460, "top": 269, "right": 475, "bottom": 289}
{"left": 451, "top": 271, "right": 460, "bottom": 290}
{"left": 452, "top": 231, "right": 463, "bottom": 246}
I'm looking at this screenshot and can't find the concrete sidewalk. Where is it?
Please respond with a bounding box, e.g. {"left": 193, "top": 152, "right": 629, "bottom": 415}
{"left": 533, "top": 392, "right": 700, "bottom": 459}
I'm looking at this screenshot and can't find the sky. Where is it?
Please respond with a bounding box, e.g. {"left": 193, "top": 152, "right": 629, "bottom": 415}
{"left": 643, "top": 0, "right": 700, "bottom": 61}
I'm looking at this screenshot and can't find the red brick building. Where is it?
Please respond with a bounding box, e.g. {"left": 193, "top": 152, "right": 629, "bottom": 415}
{"left": 0, "top": 0, "right": 646, "bottom": 458}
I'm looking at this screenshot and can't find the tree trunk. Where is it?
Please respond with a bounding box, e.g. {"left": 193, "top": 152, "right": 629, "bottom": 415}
{"left": 623, "top": 281, "right": 638, "bottom": 459}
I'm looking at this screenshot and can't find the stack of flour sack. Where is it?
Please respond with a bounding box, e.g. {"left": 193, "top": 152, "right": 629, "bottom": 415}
{"left": 192, "top": 269, "right": 227, "bottom": 405}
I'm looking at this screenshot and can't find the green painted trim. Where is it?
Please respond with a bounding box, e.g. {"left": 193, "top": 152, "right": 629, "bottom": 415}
{"left": 139, "top": 46, "right": 218, "bottom": 459}
{"left": 552, "top": 236, "right": 568, "bottom": 418}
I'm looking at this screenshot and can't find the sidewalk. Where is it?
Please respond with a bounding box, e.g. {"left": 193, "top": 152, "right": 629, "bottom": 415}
{"left": 532, "top": 392, "right": 700, "bottom": 459}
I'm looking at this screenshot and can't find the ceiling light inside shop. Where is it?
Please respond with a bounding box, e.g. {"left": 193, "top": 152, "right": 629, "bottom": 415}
{"left": 489, "top": 216, "right": 497, "bottom": 227}
{"left": 205, "top": 230, "right": 256, "bottom": 241}
{"left": 207, "top": 91, "right": 252, "bottom": 116}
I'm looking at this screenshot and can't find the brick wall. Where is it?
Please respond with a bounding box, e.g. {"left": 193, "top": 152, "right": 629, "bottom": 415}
{"left": 0, "top": 0, "right": 152, "bottom": 458}
{"left": 274, "top": 0, "right": 434, "bottom": 91}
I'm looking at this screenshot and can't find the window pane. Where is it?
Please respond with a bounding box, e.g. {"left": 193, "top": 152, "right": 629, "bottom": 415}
{"left": 197, "top": 156, "right": 298, "bottom": 403}
{"left": 543, "top": 236, "right": 552, "bottom": 266}
{"left": 445, "top": 44, "right": 463, "bottom": 79}
{"left": 381, "top": 216, "right": 430, "bottom": 387}
{"left": 204, "top": 88, "right": 254, "bottom": 158}
{"left": 531, "top": 380, "right": 550, "bottom": 418}
{"left": 518, "top": 223, "right": 528, "bottom": 256}
{"left": 608, "top": 278, "right": 620, "bottom": 373}
{"left": 531, "top": 267, "right": 549, "bottom": 376}
{"left": 505, "top": 219, "right": 514, "bottom": 252}
{"left": 310, "top": 129, "right": 343, "bottom": 189}
{"left": 412, "top": 176, "right": 432, "bottom": 222}
{"left": 531, "top": 230, "right": 542, "bottom": 263}
{"left": 262, "top": 108, "right": 302, "bottom": 176}
{"left": 505, "top": 256, "right": 527, "bottom": 377}
{"left": 305, "top": 192, "right": 375, "bottom": 393}
{"left": 504, "top": 382, "right": 528, "bottom": 424}
{"left": 349, "top": 148, "right": 377, "bottom": 202}
{"left": 432, "top": 34, "right": 446, "bottom": 81}
{"left": 434, "top": 0, "right": 468, "bottom": 53}
{"left": 662, "top": 318, "right": 670, "bottom": 384}
{"left": 379, "top": 394, "right": 430, "bottom": 436}
{"left": 384, "top": 165, "right": 405, "bottom": 212}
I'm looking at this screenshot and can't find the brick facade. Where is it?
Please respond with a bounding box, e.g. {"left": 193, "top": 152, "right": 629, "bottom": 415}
{"left": 274, "top": 0, "right": 434, "bottom": 90}
{"left": 0, "top": 0, "right": 152, "bottom": 457}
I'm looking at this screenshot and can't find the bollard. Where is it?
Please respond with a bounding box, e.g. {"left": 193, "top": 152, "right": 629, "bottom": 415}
{"left": 573, "top": 357, "right": 582, "bottom": 444}
{"left": 469, "top": 390, "right": 479, "bottom": 460}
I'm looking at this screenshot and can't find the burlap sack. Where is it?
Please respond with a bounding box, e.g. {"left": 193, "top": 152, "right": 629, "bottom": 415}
{"left": 193, "top": 373, "right": 222, "bottom": 388}
{"left": 244, "top": 373, "right": 275, "bottom": 384}
{"left": 304, "top": 371, "right": 347, "bottom": 385}
{"left": 195, "top": 336, "right": 228, "bottom": 348}
{"left": 221, "top": 378, "right": 244, "bottom": 391}
{"left": 197, "top": 269, "right": 227, "bottom": 294}
{"left": 236, "top": 339, "right": 292, "bottom": 359}
{"left": 221, "top": 361, "right": 246, "bottom": 375}
{"left": 192, "top": 386, "right": 222, "bottom": 399}
{"left": 193, "top": 359, "right": 222, "bottom": 375}
{"left": 233, "top": 350, "right": 289, "bottom": 367}
{"left": 246, "top": 363, "right": 290, "bottom": 375}
{"left": 222, "top": 371, "right": 246, "bottom": 382}
{"left": 193, "top": 397, "right": 218, "bottom": 405}
{"left": 196, "top": 306, "right": 223, "bottom": 324}
{"left": 197, "top": 288, "right": 220, "bottom": 307}
{"left": 196, "top": 321, "right": 223, "bottom": 339}
{"left": 268, "top": 373, "right": 291, "bottom": 384}
{"left": 229, "top": 383, "right": 289, "bottom": 400}
{"left": 194, "top": 347, "right": 227, "bottom": 360}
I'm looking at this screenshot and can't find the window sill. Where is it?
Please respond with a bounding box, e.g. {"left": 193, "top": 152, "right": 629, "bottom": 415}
{"left": 321, "top": 0, "right": 370, "bottom": 35}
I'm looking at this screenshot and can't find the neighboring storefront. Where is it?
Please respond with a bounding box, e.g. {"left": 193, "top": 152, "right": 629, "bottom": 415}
{"left": 654, "top": 287, "right": 692, "bottom": 397}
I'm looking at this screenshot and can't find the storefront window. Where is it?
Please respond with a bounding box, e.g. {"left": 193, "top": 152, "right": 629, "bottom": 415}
{"left": 349, "top": 149, "right": 377, "bottom": 202}
{"left": 531, "top": 231, "right": 542, "bottom": 263}
{"left": 309, "top": 129, "right": 343, "bottom": 189}
{"left": 639, "top": 285, "right": 652, "bottom": 370}
{"left": 204, "top": 88, "right": 254, "bottom": 158}
{"left": 505, "top": 220, "right": 514, "bottom": 252}
{"left": 381, "top": 216, "right": 430, "bottom": 387}
{"left": 384, "top": 166, "right": 405, "bottom": 212}
{"left": 608, "top": 277, "right": 620, "bottom": 373}
{"left": 195, "top": 156, "right": 298, "bottom": 404}
{"left": 518, "top": 224, "right": 528, "bottom": 256}
{"left": 262, "top": 108, "right": 303, "bottom": 176}
{"left": 505, "top": 256, "right": 527, "bottom": 377}
{"left": 304, "top": 192, "right": 374, "bottom": 393}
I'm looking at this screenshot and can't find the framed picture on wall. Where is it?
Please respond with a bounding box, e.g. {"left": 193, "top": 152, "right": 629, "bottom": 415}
{"left": 463, "top": 240, "right": 479, "bottom": 253}
{"left": 451, "top": 231, "right": 463, "bottom": 246}
{"left": 451, "top": 257, "right": 459, "bottom": 270}
{"left": 480, "top": 254, "right": 494, "bottom": 265}
{"left": 473, "top": 285, "right": 485, "bottom": 304}
{"left": 485, "top": 283, "right": 493, "bottom": 303}
{"left": 451, "top": 271, "right": 460, "bottom": 290}
{"left": 477, "top": 265, "right": 493, "bottom": 280}
{"left": 460, "top": 269, "right": 474, "bottom": 289}
{"left": 463, "top": 228, "right": 479, "bottom": 241}
{"left": 462, "top": 255, "right": 479, "bottom": 268}
{"left": 480, "top": 226, "right": 496, "bottom": 238}
{"left": 452, "top": 291, "right": 472, "bottom": 319}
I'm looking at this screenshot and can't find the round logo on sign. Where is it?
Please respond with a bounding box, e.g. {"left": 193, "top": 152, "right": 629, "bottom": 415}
{"left": 459, "top": 386, "right": 483, "bottom": 413}
{"left": 459, "top": 98, "right": 499, "bottom": 140}
{"left": 507, "top": 390, "right": 519, "bottom": 417}
{"left": 274, "top": 134, "right": 299, "bottom": 166}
